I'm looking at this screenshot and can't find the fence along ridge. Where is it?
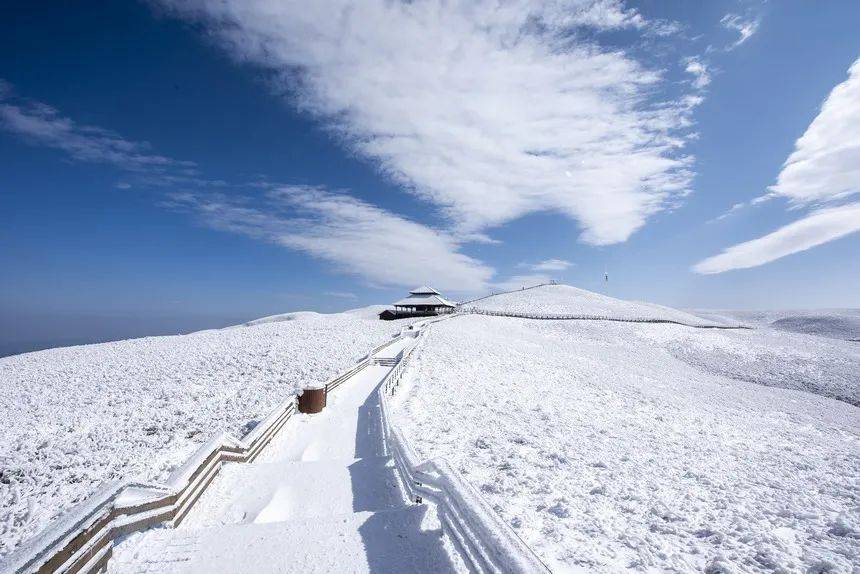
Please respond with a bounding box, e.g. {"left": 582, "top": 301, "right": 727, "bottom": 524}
{"left": 456, "top": 282, "right": 554, "bottom": 306}
{"left": 1, "top": 336, "right": 398, "bottom": 574}
{"left": 457, "top": 284, "right": 749, "bottom": 330}
{"left": 462, "top": 308, "right": 751, "bottom": 330}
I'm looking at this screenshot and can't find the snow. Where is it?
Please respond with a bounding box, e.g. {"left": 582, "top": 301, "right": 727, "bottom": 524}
{"left": 107, "top": 354, "right": 467, "bottom": 573}
{"left": 110, "top": 507, "right": 458, "bottom": 574}
{"left": 640, "top": 320, "right": 860, "bottom": 406}
{"left": 691, "top": 308, "right": 860, "bottom": 342}
{"left": 468, "top": 284, "right": 737, "bottom": 327}
{"left": 392, "top": 287, "right": 859, "bottom": 573}
{"left": 0, "top": 307, "right": 411, "bottom": 559}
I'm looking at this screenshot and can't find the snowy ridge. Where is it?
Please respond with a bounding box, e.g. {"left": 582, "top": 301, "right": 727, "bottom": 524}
{"left": 465, "top": 284, "right": 745, "bottom": 328}
{"left": 379, "top": 317, "right": 550, "bottom": 573}
{"left": 456, "top": 282, "right": 553, "bottom": 306}
{"left": 691, "top": 308, "right": 860, "bottom": 341}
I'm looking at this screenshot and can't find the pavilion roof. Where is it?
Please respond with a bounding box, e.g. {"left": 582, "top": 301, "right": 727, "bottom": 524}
{"left": 409, "top": 285, "right": 440, "bottom": 295}
{"left": 394, "top": 293, "right": 454, "bottom": 307}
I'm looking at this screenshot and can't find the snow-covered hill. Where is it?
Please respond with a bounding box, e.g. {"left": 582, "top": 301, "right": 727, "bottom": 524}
{"left": 468, "top": 284, "right": 738, "bottom": 327}
{"left": 692, "top": 308, "right": 860, "bottom": 342}
{"left": 393, "top": 287, "right": 860, "bottom": 572}
{"left": 0, "top": 307, "right": 408, "bottom": 558}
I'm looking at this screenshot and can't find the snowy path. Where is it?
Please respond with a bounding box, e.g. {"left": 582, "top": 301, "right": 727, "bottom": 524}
{"left": 374, "top": 336, "right": 413, "bottom": 360}
{"left": 108, "top": 361, "right": 467, "bottom": 573}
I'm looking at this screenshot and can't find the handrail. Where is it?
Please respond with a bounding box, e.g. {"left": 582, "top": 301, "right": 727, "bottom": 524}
{"left": 462, "top": 308, "right": 750, "bottom": 330}
{"left": 325, "top": 358, "right": 371, "bottom": 393}
{"left": 377, "top": 321, "right": 550, "bottom": 573}
{"left": 1, "top": 336, "right": 397, "bottom": 574}
{"left": 1, "top": 401, "right": 294, "bottom": 574}
{"left": 365, "top": 334, "right": 403, "bottom": 358}
{"left": 4, "top": 322, "right": 547, "bottom": 573}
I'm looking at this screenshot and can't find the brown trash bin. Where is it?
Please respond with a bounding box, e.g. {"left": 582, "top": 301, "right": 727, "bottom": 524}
{"left": 298, "top": 385, "right": 327, "bottom": 414}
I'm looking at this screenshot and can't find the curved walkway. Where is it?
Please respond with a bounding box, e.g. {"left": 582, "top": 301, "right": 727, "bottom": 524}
{"left": 108, "top": 360, "right": 466, "bottom": 573}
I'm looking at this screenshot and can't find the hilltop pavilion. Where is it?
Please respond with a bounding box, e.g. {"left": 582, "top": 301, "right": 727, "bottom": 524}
{"left": 378, "top": 286, "right": 455, "bottom": 320}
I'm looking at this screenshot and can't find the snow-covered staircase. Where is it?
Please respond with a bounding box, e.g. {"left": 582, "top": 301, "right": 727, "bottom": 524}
{"left": 114, "top": 506, "right": 457, "bottom": 573}
{"left": 108, "top": 363, "right": 466, "bottom": 573}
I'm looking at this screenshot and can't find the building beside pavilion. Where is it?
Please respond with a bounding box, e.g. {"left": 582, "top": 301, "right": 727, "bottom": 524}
{"left": 378, "top": 286, "right": 456, "bottom": 320}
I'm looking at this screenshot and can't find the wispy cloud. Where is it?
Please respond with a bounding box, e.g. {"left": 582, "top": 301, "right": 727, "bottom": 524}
{"left": 694, "top": 203, "right": 860, "bottom": 274}
{"left": 709, "top": 201, "right": 747, "bottom": 223}
{"left": 325, "top": 291, "right": 357, "bottom": 300}
{"left": 0, "top": 85, "right": 196, "bottom": 181}
{"left": 167, "top": 186, "right": 494, "bottom": 292}
{"left": 695, "top": 59, "right": 860, "bottom": 273}
{"left": 155, "top": 0, "right": 697, "bottom": 246}
{"left": 683, "top": 57, "right": 711, "bottom": 90}
{"left": 720, "top": 13, "right": 760, "bottom": 50}
{"left": 0, "top": 82, "right": 494, "bottom": 291}
{"left": 520, "top": 259, "right": 574, "bottom": 272}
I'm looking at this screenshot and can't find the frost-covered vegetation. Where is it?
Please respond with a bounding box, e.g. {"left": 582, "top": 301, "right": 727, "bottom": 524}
{"left": 394, "top": 287, "right": 859, "bottom": 573}
{"left": 0, "top": 309, "right": 407, "bottom": 558}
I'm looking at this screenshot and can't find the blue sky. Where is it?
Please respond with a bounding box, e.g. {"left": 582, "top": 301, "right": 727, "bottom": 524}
{"left": 1, "top": 1, "right": 858, "bottom": 352}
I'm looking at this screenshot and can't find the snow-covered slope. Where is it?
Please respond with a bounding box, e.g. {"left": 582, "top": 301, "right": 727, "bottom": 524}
{"left": 692, "top": 308, "right": 860, "bottom": 342}
{"left": 0, "top": 307, "right": 408, "bottom": 558}
{"left": 393, "top": 300, "right": 859, "bottom": 572}
{"left": 468, "top": 284, "right": 737, "bottom": 327}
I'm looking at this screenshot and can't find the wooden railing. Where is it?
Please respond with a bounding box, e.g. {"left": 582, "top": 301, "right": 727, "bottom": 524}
{"left": 378, "top": 320, "right": 551, "bottom": 573}
{"left": 4, "top": 320, "right": 551, "bottom": 574}
{"left": 1, "top": 399, "right": 295, "bottom": 574}
{"left": 324, "top": 359, "right": 370, "bottom": 394}
{"left": 1, "top": 338, "right": 395, "bottom": 574}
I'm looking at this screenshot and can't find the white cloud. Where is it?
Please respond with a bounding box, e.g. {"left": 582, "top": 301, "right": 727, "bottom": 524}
{"left": 155, "top": 0, "right": 696, "bottom": 246}
{"left": 696, "top": 58, "right": 860, "bottom": 273}
{"left": 767, "top": 59, "right": 860, "bottom": 206}
{"left": 683, "top": 57, "right": 711, "bottom": 90}
{"left": 0, "top": 88, "right": 195, "bottom": 177}
{"left": 693, "top": 203, "right": 860, "bottom": 274}
{"left": 558, "top": 0, "right": 644, "bottom": 30}
{"left": 325, "top": 291, "right": 357, "bottom": 300}
{"left": 0, "top": 82, "right": 494, "bottom": 291}
{"left": 493, "top": 274, "right": 553, "bottom": 291}
{"left": 520, "top": 258, "right": 574, "bottom": 272}
{"left": 720, "top": 14, "right": 760, "bottom": 50}
{"left": 709, "top": 201, "right": 747, "bottom": 223}
{"left": 168, "top": 186, "right": 494, "bottom": 292}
